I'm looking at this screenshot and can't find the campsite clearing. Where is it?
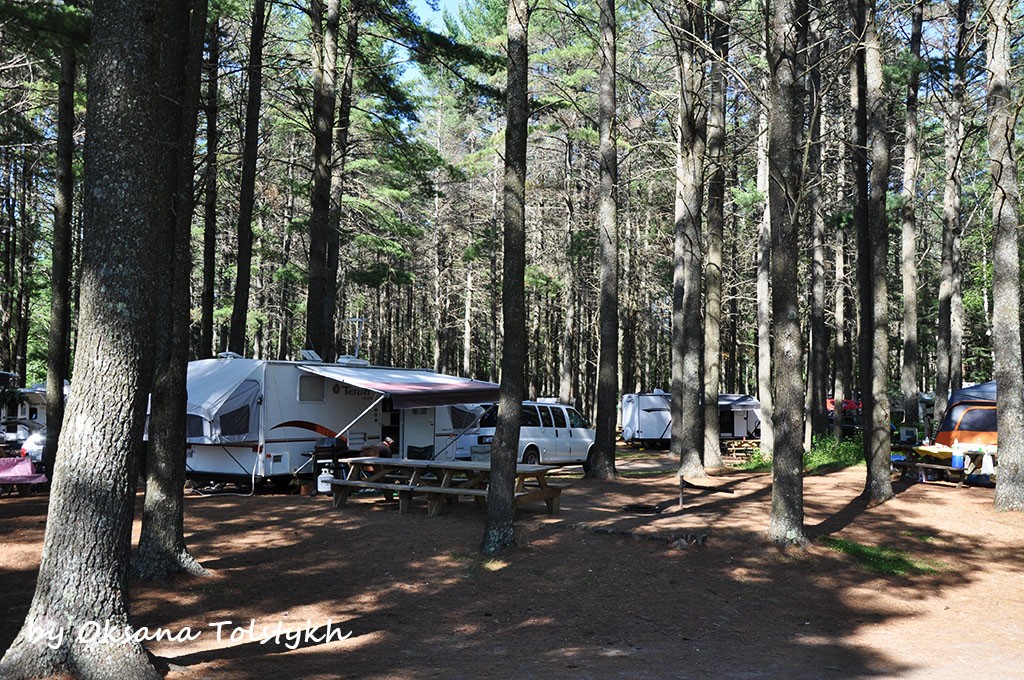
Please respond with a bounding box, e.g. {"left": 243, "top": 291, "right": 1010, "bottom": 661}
{"left": 2, "top": 454, "right": 1023, "bottom": 679}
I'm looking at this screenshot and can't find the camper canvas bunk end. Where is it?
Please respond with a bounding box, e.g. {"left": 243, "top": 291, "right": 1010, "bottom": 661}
{"left": 620, "top": 392, "right": 761, "bottom": 447}
{"left": 184, "top": 356, "right": 500, "bottom": 486}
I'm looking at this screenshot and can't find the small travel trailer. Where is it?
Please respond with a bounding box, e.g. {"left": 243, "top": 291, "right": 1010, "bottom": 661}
{"left": 935, "top": 381, "right": 998, "bottom": 449}
{"left": 620, "top": 391, "right": 671, "bottom": 447}
{"left": 184, "top": 355, "right": 499, "bottom": 485}
{"left": 620, "top": 391, "right": 761, "bottom": 446}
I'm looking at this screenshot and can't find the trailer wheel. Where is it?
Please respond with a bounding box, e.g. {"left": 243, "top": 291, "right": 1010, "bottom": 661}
{"left": 523, "top": 448, "right": 540, "bottom": 465}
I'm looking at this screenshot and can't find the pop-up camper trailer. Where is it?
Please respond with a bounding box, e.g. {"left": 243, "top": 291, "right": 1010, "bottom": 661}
{"left": 184, "top": 356, "right": 499, "bottom": 485}
{"left": 620, "top": 391, "right": 761, "bottom": 446}
{"left": 718, "top": 394, "right": 761, "bottom": 439}
{"left": 935, "top": 381, "right": 998, "bottom": 449}
{"left": 620, "top": 391, "right": 671, "bottom": 447}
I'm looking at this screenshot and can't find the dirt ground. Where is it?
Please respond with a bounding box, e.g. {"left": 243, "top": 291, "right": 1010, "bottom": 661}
{"left": 2, "top": 451, "right": 1023, "bottom": 679}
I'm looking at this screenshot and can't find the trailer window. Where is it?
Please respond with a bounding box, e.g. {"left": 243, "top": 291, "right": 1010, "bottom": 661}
{"left": 299, "top": 375, "right": 325, "bottom": 402}
{"left": 219, "top": 405, "right": 250, "bottom": 437}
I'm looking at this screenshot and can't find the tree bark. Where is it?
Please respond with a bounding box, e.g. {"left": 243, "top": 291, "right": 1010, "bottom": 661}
{"left": 766, "top": 0, "right": 807, "bottom": 545}
{"left": 481, "top": 0, "right": 529, "bottom": 555}
{"left": 670, "top": 0, "right": 707, "bottom": 481}
{"left": 806, "top": 11, "right": 827, "bottom": 444}
{"left": 900, "top": 0, "right": 923, "bottom": 427}
{"left": 588, "top": 0, "right": 618, "bottom": 480}
{"left": 0, "top": 1, "right": 162, "bottom": 675}
{"left": 43, "top": 46, "right": 76, "bottom": 482}
{"left": 228, "top": 0, "right": 269, "bottom": 356}
{"left": 986, "top": 0, "right": 1024, "bottom": 512}
{"left": 862, "top": 0, "right": 894, "bottom": 503}
{"left": 135, "top": 0, "right": 211, "bottom": 582}
{"left": 755, "top": 81, "right": 774, "bottom": 456}
{"left": 306, "top": 0, "right": 341, "bottom": 361}
{"left": 702, "top": 0, "right": 728, "bottom": 470}
{"left": 200, "top": 17, "right": 219, "bottom": 360}
{"left": 935, "top": 0, "right": 970, "bottom": 427}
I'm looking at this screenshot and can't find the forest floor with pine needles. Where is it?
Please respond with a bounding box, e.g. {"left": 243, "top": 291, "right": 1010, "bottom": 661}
{"left": 2, "top": 449, "right": 1022, "bottom": 679}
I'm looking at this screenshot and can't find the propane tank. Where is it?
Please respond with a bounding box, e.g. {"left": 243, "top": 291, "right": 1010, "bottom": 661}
{"left": 317, "top": 468, "right": 333, "bottom": 494}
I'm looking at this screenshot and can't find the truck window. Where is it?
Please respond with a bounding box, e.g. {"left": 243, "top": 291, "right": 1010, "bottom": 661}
{"left": 521, "top": 405, "right": 541, "bottom": 427}
{"left": 551, "top": 406, "right": 567, "bottom": 428}
{"left": 539, "top": 406, "right": 554, "bottom": 428}
{"left": 567, "top": 408, "right": 589, "bottom": 429}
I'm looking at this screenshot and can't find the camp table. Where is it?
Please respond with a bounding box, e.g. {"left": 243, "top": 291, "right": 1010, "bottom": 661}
{"left": 328, "top": 457, "right": 563, "bottom": 517}
{"left": 892, "top": 447, "right": 996, "bottom": 488}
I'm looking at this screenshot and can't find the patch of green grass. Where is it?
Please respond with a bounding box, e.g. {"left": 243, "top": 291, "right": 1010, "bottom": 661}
{"left": 804, "top": 434, "right": 866, "bottom": 473}
{"left": 737, "top": 448, "right": 772, "bottom": 472}
{"left": 819, "top": 537, "right": 941, "bottom": 576}
{"left": 897, "top": 530, "right": 939, "bottom": 544}
{"left": 736, "top": 434, "right": 867, "bottom": 473}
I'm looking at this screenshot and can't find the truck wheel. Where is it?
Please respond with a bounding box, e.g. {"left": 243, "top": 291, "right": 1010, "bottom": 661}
{"left": 523, "top": 448, "right": 540, "bottom": 465}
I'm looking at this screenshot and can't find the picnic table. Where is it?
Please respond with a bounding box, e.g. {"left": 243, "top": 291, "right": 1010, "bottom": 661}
{"left": 329, "top": 457, "right": 564, "bottom": 517}
{"left": 891, "top": 446, "right": 996, "bottom": 488}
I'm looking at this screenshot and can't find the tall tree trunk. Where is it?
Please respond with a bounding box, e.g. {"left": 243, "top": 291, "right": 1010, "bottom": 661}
{"left": 0, "top": 0, "right": 162, "bottom": 675}
{"left": 306, "top": 0, "right": 341, "bottom": 360}
{"left": 200, "top": 17, "right": 219, "bottom": 360}
{"left": 228, "top": 0, "right": 269, "bottom": 356}
{"left": 935, "top": 0, "right": 970, "bottom": 426}
{"left": 900, "top": 0, "right": 923, "bottom": 426}
{"left": 481, "top": 0, "right": 530, "bottom": 556}
{"left": 702, "top": 0, "right": 728, "bottom": 470}
{"left": 589, "top": 0, "right": 618, "bottom": 480}
{"left": 766, "top": 0, "right": 807, "bottom": 545}
{"left": 328, "top": 4, "right": 359, "bottom": 357}
{"left": 862, "top": 0, "right": 894, "bottom": 503}
{"left": 558, "top": 138, "right": 576, "bottom": 405}
{"left": 755, "top": 82, "right": 774, "bottom": 455}
{"left": 986, "top": 0, "right": 1024, "bottom": 512}
{"left": 670, "top": 0, "right": 707, "bottom": 481}
{"left": 806, "top": 11, "right": 828, "bottom": 443}
{"left": 43, "top": 46, "right": 76, "bottom": 481}
{"left": 135, "top": 0, "right": 211, "bottom": 582}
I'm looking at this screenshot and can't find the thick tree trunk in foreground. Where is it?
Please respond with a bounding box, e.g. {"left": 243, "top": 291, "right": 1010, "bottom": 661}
{"left": 44, "top": 46, "right": 76, "bottom": 481}
{"left": 135, "top": 0, "right": 211, "bottom": 582}
{"left": 481, "top": 0, "right": 530, "bottom": 555}
{"left": 670, "top": 1, "right": 707, "bottom": 481}
{"left": 0, "top": 1, "right": 161, "bottom": 676}
{"left": 767, "top": 0, "right": 807, "bottom": 545}
{"left": 986, "top": 0, "right": 1024, "bottom": 512}
{"left": 229, "top": 0, "right": 269, "bottom": 356}
{"left": 589, "top": 0, "right": 618, "bottom": 480}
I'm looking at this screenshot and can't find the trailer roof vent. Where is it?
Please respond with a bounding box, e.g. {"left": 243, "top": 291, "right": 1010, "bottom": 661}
{"left": 336, "top": 355, "right": 370, "bottom": 367}
{"left": 300, "top": 350, "right": 323, "bottom": 362}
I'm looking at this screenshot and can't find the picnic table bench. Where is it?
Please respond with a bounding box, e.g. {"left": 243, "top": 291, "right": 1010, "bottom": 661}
{"left": 329, "top": 457, "right": 564, "bottom": 517}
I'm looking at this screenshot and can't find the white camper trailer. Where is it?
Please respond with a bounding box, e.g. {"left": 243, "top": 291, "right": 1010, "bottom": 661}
{"left": 620, "top": 391, "right": 672, "bottom": 448}
{"left": 184, "top": 356, "right": 499, "bottom": 485}
{"left": 620, "top": 391, "right": 761, "bottom": 446}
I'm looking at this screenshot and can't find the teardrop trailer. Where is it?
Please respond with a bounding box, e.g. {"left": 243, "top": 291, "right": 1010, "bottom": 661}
{"left": 183, "top": 355, "right": 500, "bottom": 488}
